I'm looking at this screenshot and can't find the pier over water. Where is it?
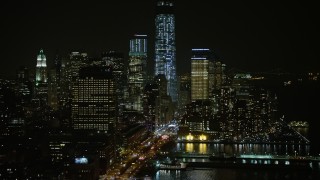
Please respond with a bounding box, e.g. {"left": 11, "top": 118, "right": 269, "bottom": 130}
{"left": 161, "top": 141, "right": 320, "bottom": 170}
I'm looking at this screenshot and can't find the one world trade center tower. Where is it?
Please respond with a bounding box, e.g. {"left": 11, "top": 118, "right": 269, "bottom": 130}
{"left": 155, "top": 0, "right": 178, "bottom": 102}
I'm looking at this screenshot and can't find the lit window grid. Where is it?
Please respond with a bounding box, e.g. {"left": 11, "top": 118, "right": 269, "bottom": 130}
{"left": 72, "top": 78, "right": 115, "bottom": 132}
{"left": 191, "top": 60, "right": 209, "bottom": 100}
{"left": 155, "top": 13, "right": 178, "bottom": 102}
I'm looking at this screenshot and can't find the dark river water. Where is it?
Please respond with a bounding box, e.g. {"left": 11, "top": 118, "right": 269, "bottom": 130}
{"left": 137, "top": 126, "right": 319, "bottom": 180}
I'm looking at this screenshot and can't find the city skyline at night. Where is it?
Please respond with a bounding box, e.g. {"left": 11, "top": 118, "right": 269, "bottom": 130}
{"left": 1, "top": 1, "right": 319, "bottom": 78}
{"left": 1, "top": 1, "right": 320, "bottom": 179}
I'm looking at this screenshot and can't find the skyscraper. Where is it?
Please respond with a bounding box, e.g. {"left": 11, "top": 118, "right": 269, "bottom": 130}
{"left": 212, "top": 61, "right": 227, "bottom": 90}
{"left": 35, "top": 49, "right": 47, "bottom": 85}
{"left": 128, "top": 34, "right": 147, "bottom": 112}
{"left": 35, "top": 49, "right": 48, "bottom": 100}
{"left": 16, "top": 66, "right": 32, "bottom": 104}
{"left": 101, "top": 51, "right": 125, "bottom": 111}
{"left": 72, "top": 66, "right": 116, "bottom": 134}
{"left": 66, "top": 51, "right": 88, "bottom": 84}
{"left": 155, "top": 0, "right": 177, "bottom": 102}
{"left": 178, "top": 73, "right": 191, "bottom": 111}
{"left": 191, "top": 49, "right": 213, "bottom": 101}
{"left": 154, "top": 74, "right": 174, "bottom": 129}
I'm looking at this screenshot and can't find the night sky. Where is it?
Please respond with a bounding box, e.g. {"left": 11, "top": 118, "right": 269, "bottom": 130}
{"left": 1, "top": 0, "right": 319, "bottom": 78}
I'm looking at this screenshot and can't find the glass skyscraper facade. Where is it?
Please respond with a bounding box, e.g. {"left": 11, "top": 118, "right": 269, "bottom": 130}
{"left": 155, "top": 0, "right": 178, "bottom": 102}
{"left": 128, "top": 35, "right": 147, "bottom": 112}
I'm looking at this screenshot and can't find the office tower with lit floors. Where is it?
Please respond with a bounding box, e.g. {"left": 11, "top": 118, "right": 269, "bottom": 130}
{"left": 212, "top": 61, "right": 227, "bottom": 90}
{"left": 72, "top": 66, "right": 116, "bottom": 134}
{"left": 101, "top": 51, "right": 126, "bottom": 114}
{"left": 155, "top": 0, "right": 178, "bottom": 102}
{"left": 63, "top": 52, "right": 88, "bottom": 105}
{"left": 191, "top": 49, "right": 214, "bottom": 101}
{"left": 127, "top": 35, "right": 147, "bottom": 112}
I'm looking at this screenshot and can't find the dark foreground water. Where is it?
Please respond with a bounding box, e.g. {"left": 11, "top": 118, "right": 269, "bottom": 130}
{"left": 140, "top": 168, "right": 319, "bottom": 180}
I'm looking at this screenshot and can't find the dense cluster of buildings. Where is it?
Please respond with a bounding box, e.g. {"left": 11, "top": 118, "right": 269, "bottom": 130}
{"left": 0, "top": 0, "right": 316, "bottom": 179}
{"left": 0, "top": 1, "right": 178, "bottom": 178}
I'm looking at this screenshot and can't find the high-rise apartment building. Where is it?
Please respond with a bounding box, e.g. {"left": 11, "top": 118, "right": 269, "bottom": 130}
{"left": 72, "top": 66, "right": 116, "bottom": 134}
{"left": 127, "top": 35, "right": 147, "bottom": 112}
{"left": 155, "top": 0, "right": 177, "bottom": 102}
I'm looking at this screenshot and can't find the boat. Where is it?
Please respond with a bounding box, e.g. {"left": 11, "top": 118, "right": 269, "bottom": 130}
{"left": 156, "top": 158, "right": 187, "bottom": 170}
